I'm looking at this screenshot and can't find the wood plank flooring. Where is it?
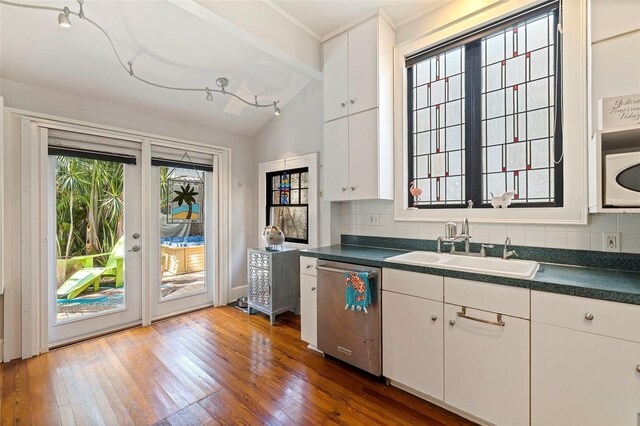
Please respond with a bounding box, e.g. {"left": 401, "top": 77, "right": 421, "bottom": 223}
{"left": 0, "top": 306, "right": 476, "bottom": 425}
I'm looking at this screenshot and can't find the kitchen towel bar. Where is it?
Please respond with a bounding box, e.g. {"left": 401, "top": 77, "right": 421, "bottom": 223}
{"left": 316, "top": 265, "right": 377, "bottom": 278}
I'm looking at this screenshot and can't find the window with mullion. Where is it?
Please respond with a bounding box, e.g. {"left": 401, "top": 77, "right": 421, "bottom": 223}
{"left": 266, "top": 167, "right": 309, "bottom": 244}
{"left": 407, "top": 2, "right": 562, "bottom": 209}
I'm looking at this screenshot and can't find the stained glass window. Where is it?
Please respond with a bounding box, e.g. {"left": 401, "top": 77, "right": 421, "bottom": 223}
{"left": 266, "top": 167, "right": 309, "bottom": 243}
{"left": 409, "top": 46, "right": 466, "bottom": 206}
{"left": 406, "top": 2, "right": 562, "bottom": 209}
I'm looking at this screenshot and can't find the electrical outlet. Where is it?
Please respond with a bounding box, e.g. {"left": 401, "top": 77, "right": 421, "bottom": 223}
{"left": 368, "top": 214, "right": 380, "bottom": 226}
{"left": 603, "top": 232, "right": 620, "bottom": 252}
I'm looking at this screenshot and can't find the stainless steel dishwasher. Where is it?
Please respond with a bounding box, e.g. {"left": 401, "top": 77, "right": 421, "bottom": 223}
{"left": 316, "top": 259, "right": 382, "bottom": 376}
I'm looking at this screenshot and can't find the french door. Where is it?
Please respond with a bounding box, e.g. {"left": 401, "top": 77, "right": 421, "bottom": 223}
{"left": 47, "top": 132, "right": 143, "bottom": 346}
{"left": 148, "top": 147, "right": 216, "bottom": 319}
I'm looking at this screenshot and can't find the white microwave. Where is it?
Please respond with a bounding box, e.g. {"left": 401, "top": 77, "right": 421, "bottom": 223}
{"left": 605, "top": 151, "right": 640, "bottom": 207}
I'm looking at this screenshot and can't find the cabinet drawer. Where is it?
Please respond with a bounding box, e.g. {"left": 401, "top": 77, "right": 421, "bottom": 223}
{"left": 382, "top": 268, "right": 443, "bottom": 301}
{"left": 444, "top": 278, "right": 530, "bottom": 319}
{"left": 248, "top": 251, "right": 270, "bottom": 269}
{"left": 300, "top": 256, "right": 317, "bottom": 276}
{"left": 532, "top": 291, "right": 640, "bottom": 343}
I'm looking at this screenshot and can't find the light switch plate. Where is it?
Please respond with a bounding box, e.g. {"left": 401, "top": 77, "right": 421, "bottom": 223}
{"left": 603, "top": 232, "right": 620, "bottom": 252}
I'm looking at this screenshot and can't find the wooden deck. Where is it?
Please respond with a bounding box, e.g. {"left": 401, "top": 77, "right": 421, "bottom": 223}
{"left": 0, "top": 306, "right": 476, "bottom": 425}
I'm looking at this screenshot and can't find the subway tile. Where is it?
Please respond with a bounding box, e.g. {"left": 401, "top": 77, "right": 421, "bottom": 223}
{"left": 506, "top": 224, "right": 527, "bottom": 246}
{"left": 566, "top": 232, "right": 591, "bottom": 250}
{"left": 525, "top": 224, "right": 546, "bottom": 247}
{"left": 472, "top": 223, "right": 491, "bottom": 244}
{"left": 545, "top": 229, "right": 567, "bottom": 249}
{"left": 620, "top": 233, "right": 640, "bottom": 254}
{"left": 589, "top": 214, "right": 618, "bottom": 232}
{"left": 489, "top": 224, "right": 507, "bottom": 245}
{"left": 590, "top": 233, "right": 604, "bottom": 251}
{"left": 618, "top": 214, "right": 640, "bottom": 234}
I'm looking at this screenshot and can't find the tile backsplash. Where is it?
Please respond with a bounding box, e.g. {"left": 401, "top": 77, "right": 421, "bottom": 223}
{"left": 338, "top": 200, "right": 640, "bottom": 254}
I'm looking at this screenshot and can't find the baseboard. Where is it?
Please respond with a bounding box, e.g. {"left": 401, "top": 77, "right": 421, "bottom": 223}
{"left": 388, "top": 380, "right": 492, "bottom": 426}
{"left": 230, "top": 285, "right": 247, "bottom": 301}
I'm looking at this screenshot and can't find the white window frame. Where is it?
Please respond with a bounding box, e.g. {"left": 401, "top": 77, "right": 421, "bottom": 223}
{"left": 394, "top": 0, "right": 588, "bottom": 225}
{"left": 258, "top": 153, "right": 319, "bottom": 250}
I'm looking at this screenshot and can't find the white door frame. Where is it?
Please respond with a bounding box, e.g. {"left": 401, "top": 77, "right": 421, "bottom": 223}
{"left": 6, "top": 108, "right": 231, "bottom": 359}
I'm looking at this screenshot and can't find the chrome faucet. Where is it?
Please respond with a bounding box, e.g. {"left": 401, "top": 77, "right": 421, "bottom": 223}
{"left": 503, "top": 236, "right": 518, "bottom": 260}
{"left": 436, "top": 236, "right": 443, "bottom": 253}
{"left": 461, "top": 218, "right": 471, "bottom": 253}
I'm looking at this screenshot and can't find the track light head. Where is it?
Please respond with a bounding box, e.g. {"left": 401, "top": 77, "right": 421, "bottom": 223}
{"left": 273, "top": 101, "right": 280, "bottom": 116}
{"left": 205, "top": 88, "right": 213, "bottom": 102}
{"left": 58, "top": 6, "right": 71, "bottom": 28}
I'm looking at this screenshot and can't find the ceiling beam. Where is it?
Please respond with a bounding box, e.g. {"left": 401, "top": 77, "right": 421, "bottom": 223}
{"left": 168, "top": 0, "right": 323, "bottom": 81}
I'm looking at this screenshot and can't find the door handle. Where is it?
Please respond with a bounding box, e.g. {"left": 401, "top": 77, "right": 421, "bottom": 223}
{"left": 129, "top": 245, "right": 141, "bottom": 252}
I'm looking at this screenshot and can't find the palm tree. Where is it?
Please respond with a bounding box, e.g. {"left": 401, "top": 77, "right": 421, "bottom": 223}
{"left": 172, "top": 183, "right": 199, "bottom": 220}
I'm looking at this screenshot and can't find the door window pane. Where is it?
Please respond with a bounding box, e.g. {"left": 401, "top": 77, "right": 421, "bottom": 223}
{"left": 54, "top": 156, "right": 125, "bottom": 322}
{"left": 159, "top": 166, "right": 206, "bottom": 300}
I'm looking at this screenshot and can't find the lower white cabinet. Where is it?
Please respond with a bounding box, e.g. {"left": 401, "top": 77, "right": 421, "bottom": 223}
{"left": 444, "top": 304, "right": 530, "bottom": 426}
{"left": 383, "top": 290, "right": 443, "bottom": 400}
{"left": 300, "top": 274, "right": 317, "bottom": 347}
{"left": 300, "top": 257, "right": 318, "bottom": 349}
{"left": 532, "top": 322, "right": 640, "bottom": 426}
{"left": 531, "top": 290, "right": 640, "bottom": 426}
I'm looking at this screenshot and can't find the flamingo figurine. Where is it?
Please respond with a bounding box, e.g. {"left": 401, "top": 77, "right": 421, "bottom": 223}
{"left": 409, "top": 181, "right": 423, "bottom": 206}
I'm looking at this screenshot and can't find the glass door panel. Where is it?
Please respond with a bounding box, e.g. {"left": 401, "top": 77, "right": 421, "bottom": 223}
{"left": 48, "top": 143, "right": 142, "bottom": 346}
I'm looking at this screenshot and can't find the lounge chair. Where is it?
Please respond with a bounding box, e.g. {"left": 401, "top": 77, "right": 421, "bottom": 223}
{"left": 57, "top": 237, "right": 125, "bottom": 299}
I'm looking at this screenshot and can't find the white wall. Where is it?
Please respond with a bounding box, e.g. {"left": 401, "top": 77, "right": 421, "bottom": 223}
{"left": 0, "top": 78, "right": 254, "bottom": 288}
{"left": 252, "top": 80, "right": 339, "bottom": 248}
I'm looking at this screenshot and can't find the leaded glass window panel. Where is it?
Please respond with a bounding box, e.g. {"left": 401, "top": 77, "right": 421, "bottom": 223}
{"left": 266, "top": 167, "right": 309, "bottom": 244}
{"left": 406, "top": 2, "right": 562, "bottom": 209}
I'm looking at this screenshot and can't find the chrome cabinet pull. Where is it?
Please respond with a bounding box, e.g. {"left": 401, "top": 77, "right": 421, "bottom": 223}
{"left": 305, "top": 264, "right": 312, "bottom": 269}
{"left": 431, "top": 315, "right": 437, "bottom": 321}
{"left": 635, "top": 365, "right": 640, "bottom": 373}
{"left": 350, "top": 186, "right": 357, "bottom": 191}
{"left": 311, "top": 287, "right": 316, "bottom": 291}
{"left": 449, "top": 320, "right": 455, "bottom": 326}
{"left": 584, "top": 313, "right": 594, "bottom": 321}
{"left": 457, "top": 307, "right": 505, "bottom": 327}
{"left": 350, "top": 98, "right": 356, "bottom": 104}
{"left": 341, "top": 187, "right": 347, "bottom": 192}
{"left": 341, "top": 102, "right": 346, "bottom": 107}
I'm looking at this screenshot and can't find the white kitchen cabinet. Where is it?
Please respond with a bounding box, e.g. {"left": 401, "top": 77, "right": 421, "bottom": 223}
{"left": 299, "top": 257, "right": 318, "bottom": 349}
{"left": 323, "top": 32, "right": 349, "bottom": 122}
{"left": 444, "top": 304, "right": 530, "bottom": 426}
{"left": 323, "top": 109, "right": 392, "bottom": 201}
{"left": 322, "top": 16, "right": 394, "bottom": 202}
{"left": 531, "top": 291, "right": 640, "bottom": 425}
{"left": 383, "top": 290, "right": 444, "bottom": 400}
{"left": 322, "top": 17, "right": 388, "bottom": 121}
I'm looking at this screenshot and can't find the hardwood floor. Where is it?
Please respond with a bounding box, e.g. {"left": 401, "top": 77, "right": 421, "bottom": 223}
{"left": 0, "top": 306, "right": 476, "bottom": 425}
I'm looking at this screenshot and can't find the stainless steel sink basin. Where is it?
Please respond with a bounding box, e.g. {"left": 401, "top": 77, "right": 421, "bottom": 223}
{"left": 386, "top": 251, "right": 539, "bottom": 279}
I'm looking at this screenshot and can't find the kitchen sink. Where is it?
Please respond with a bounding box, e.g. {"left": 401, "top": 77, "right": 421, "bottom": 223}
{"left": 385, "top": 251, "right": 539, "bottom": 279}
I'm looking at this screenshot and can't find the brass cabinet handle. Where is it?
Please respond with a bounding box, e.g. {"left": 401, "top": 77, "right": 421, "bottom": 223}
{"left": 457, "top": 307, "right": 505, "bottom": 327}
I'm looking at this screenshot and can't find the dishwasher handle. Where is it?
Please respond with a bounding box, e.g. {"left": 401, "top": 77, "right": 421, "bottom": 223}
{"left": 316, "top": 265, "right": 377, "bottom": 279}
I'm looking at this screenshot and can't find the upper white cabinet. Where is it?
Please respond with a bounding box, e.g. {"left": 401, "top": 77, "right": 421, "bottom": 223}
{"left": 322, "top": 16, "right": 394, "bottom": 202}
{"left": 323, "top": 18, "right": 380, "bottom": 121}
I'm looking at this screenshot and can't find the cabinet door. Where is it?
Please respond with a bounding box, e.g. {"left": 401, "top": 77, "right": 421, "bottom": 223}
{"left": 300, "top": 274, "right": 318, "bottom": 347}
{"left": 348, "top": 18, "right": 378, "bottom": 115}
{"left": 348, "top": 109, "right": 379, "bottom": 200}
{"left": 383, "top": 290, "right": 443, "bottom": 400}
{"left": 444, "top": 304, "right": 529, "bottom": 426}
{"left": 323, "top": 32, "right": 349, "bottom": 122}
{"left": 532, "top": 322, "right": 640, "bottom": 426}
{"left": 323, "top": 117, "right": 350, "bottom": 201}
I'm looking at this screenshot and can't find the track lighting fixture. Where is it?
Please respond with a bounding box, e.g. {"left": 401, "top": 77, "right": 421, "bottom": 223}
{"left": 58, "top": 6, "right": 71, "bottom": 28}
{"left": 1, "top": 0, "right": 282, "bottom": 115}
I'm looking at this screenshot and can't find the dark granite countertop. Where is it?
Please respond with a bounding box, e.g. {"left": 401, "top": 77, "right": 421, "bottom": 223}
{"left": 300, "top": 244, "right": 640, "bottom": 305}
